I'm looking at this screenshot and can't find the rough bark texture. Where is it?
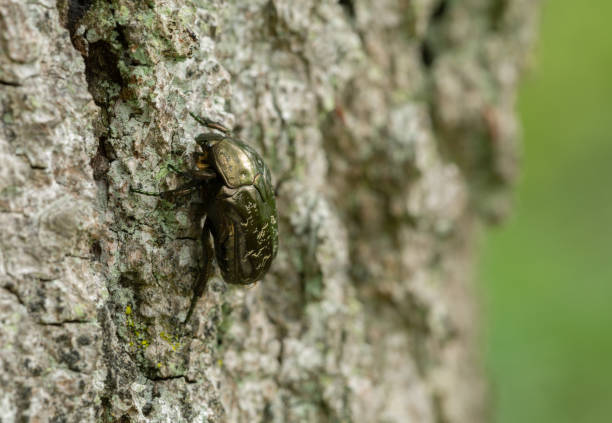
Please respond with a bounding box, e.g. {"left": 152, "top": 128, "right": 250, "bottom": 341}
{"left": 0, "top": 0, "right": 539, "bottom": 422}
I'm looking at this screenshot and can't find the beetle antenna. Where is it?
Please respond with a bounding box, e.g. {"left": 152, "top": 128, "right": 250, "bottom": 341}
{"left": 189, "top": 111, "right": 230, "bottom": 134}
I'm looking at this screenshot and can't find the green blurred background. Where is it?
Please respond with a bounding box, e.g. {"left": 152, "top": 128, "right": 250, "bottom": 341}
{"left": 480, "top": 1, "right": 612, "bottom": 422}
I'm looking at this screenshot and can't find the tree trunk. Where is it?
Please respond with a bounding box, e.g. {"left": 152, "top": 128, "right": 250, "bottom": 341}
{"left": 0, "top": 0, "right": 539, "bottom": 421}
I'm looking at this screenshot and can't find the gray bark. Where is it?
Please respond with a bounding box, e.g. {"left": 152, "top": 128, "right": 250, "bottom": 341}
{"left": 0, "top": 0, "right": 539, "bottom": 422}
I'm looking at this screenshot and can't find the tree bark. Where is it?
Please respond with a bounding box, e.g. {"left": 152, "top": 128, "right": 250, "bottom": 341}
{"left": 0, "top": 0, "right": 539, "bottom": 421}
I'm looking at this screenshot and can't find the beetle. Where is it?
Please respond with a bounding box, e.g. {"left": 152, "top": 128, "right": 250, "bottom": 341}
{"left": 131, "top": 113, "right": 279, "bottom": 317}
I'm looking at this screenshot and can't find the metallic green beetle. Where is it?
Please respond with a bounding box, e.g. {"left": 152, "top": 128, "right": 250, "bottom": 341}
{"left": 194, "top": 116, "right": 279, "bottom": 285}
{"left": 133, "top": 113, "right": 279, "bottom": 288}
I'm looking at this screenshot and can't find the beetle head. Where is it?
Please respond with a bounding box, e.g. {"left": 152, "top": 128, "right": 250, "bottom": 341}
{"left": 195, "top": 133, "right": 225, "bottom": 150}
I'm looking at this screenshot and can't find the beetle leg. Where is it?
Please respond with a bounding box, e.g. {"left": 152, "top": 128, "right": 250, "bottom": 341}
{"left": 130, "top": 181, "right": 199, "bottom": 199}
{"left": 189, "top": 111, "right": 230, "bottom": 134}
{"left": 166, "top": 164, "right": 194, "bottom": 180}
{"left": 168, "top": 161, "right": 216, "bottom": 182}
{"left": 159, "top": 183, "right": 199, "bottom": 199}
{"left": 274, "top": 172, "right": 293, "bottom": 197}
{"left": 184, "top": 219, "right": 215, "bottom": 323}
{"left": 129, "top": 186, "right": 163, "bottom": 197}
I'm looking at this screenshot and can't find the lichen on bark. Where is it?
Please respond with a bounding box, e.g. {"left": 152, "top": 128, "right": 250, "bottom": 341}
{"left": 0, "top": 0, "right": 539, "bottom": 421}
